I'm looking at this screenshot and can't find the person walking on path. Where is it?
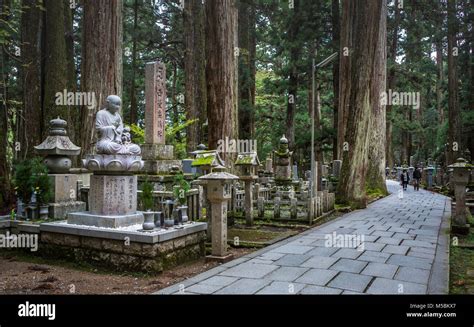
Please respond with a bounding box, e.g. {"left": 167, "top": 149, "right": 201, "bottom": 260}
{"left": 413, "top": 166, "right": 422, "bottom": 191}
{"left": 400, "top": 169, "right": 410, "bottom": 191}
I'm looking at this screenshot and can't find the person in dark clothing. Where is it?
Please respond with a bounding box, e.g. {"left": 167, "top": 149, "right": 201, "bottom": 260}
{"left": 413, "top": 167, "right": 422, "bottom": 191}
{"left": 400, "top": 169, "right": 409, "bottom": 191}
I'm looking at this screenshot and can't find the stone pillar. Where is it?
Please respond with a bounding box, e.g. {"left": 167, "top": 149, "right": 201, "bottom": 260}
{"left": 449, "top": 158, "right": 471, "bottom": 234}
{"left": 145, "top": 61, "right": 166, "bottom": 145}
{"left": 265, "top": 157, "right": 273, "bottom": 173}
{"left": 307, "top": 197, "right": 315, "bottom": 224}
{"left": 141, "top": 61, "right": 180, "bottom": 173}
{"left": 244, "top": 180, "right": 253, "bottom": 226}
{"left": 290, "top": 197, "right": 297, "bottom": 219}
{"left": 274, "top": 197, "right": 281, "bottom": 218}
{"left": 257, "top": 197, "right": 264, "bottom": 218}
{"left": 210, "top": 200, "right": 228, "bottom": 257}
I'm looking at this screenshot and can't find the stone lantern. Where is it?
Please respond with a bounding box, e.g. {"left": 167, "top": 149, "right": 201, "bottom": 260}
{"left": 34, "top": 117, "right": 85, "bottom": 219}
{"left": 235, "top": 152, "right": 261, "bottom": 226}
{"left": 198, "top": 165, "right": 239, "bottom": 262}
{"left": 34, "top": 117, "right": 81, "bottom": 173}
{"left": 273, "top": 135, "right": 293, "bottom": 185}
{"left": 448, "top": 158, "right": 472, "bottom": 234}
{"left": 424, "top": 166, "right": 435, "bottom": 189}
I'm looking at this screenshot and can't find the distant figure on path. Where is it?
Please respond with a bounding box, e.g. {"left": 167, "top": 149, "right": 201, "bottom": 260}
{"left": 400, "top": 169, "right": 410, "bottom": 191}
{"left": 413, "top": 166, "right": 422, "bottom": 191}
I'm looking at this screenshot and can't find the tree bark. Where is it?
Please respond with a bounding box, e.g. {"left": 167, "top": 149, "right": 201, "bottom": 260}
{"left": 184, "top": 0, "right": 206, "bottom": 152}
{"left": 20, "top": 0, "right": 43, "bottom": 159}
{"left": 366, "top": 0, "right": 387, "bottom": 194}
{"left": 331, "top": 0, "right": 340, "bottom": 161}
{"left": 336, "top": 0, "right": 355, "bottom": 160}
{"left": 205, "top": 0, "right": 236, "bottom": 161}
{"left": 336, "top": 0, "right": 384, "bottom": 208}
{"left": 43, "top": 0, "right": 71, "bottom": 139}
{"left": 447, "top": 0, "right": 460, "bottom": 165}
{"left": 0, "top": 0, "right": 12, "bottom": 212}
{"left": 129, "top": 0, "right": 138, "bottom": 126}
{"left": 286, "top": 0, "right": 300, "bottom": 150}
{"left": 386, "top": 0, "right": 400, "bottom": 169}
{"left": 80, "top": 0, "right": 123, "bottom": 157}
{"left": 238, "top": 0, "right": 256, "bottom": 141}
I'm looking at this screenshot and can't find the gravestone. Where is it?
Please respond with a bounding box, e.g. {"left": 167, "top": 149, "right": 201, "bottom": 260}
{"left": 141, "top": 61, "right": 181, "bottom": 174}
{"left": 333, "top": 160, "right": 342, "bottom": 178}
{"left": 274, "top": 197, "right": 281, "bottom": 218}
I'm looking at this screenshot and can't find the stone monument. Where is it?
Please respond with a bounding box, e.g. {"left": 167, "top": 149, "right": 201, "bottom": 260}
{"left": 449, "top": 158, "right": 471, "bottom": 234}
{"left": 235, "top": 152, "right": 260, "bottom": 226}
{"left": 141, "top": 61, "right": 181, "bottom": 174}
{"left": 34, "top": 117, "right": 86, "bottom": 218}
{"left": 68, "top": 95, "right": 144, "bottom": 228}
{"left": 273, "top": 135, "right": 293, "bottom": 184}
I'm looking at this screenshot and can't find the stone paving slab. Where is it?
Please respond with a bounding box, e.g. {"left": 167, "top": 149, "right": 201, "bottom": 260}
{"left": 156, "top": 181, "right": 450, "bottom": 295}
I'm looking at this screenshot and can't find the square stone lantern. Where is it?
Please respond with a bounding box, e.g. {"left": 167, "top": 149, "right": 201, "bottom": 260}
{"left": 191, "top": 150, "right": 225, "bottom": 176}
{"left": 235, "top": 152, "right": 261, "bottom": 226}
{"left": 198, "top": 165, "right": 239, "bottom": 262}
{"left": 448, "top": 158, "right": 472, "bottom": 234}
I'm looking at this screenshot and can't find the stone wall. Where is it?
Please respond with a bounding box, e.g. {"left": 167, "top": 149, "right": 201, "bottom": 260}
{"left": 39, "top": 230, "right": 206, "bottom": 273}
{"left": 0, "top": 220, "right": 206, "bottom": 273}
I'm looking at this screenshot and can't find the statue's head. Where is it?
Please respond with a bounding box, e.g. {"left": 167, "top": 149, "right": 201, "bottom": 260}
{"left": 106, "top": 95, "right": 121, "bottom": 113}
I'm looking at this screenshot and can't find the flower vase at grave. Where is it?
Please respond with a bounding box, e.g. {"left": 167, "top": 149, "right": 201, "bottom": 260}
{"left": 142, "top": 211, "right": 155, "bottom": 230}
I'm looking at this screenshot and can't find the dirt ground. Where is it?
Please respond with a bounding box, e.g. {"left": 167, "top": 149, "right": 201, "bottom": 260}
{"left": 0, "top": 247, "right": 253, "bottom": 294}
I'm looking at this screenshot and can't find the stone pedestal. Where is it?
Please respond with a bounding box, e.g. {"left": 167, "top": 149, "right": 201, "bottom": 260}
{"left": 141, "top": 143, "right": 174, "bottom": 160}
{"left": 48, "top": 174, "right": 86, "bottom": 219}
{"left": 244, "top": 180, "right": 253, "bottom": 226}
{"left": 68, "top": 174, "right": 143, "bottom": 228}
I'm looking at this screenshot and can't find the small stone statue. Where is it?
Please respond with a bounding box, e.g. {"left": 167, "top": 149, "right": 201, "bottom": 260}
{"left": 95, "top": 95, "right": 141, "bottom": 155}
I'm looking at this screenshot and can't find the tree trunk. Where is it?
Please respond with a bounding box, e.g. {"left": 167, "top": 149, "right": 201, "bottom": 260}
{"left": 336, "top": 0, "right": 384, "bottom": 208}
{"left": 447, "top": 0, "right": 460, "bottom": 165}
{"left": 0, "top": 0, "right": 12, "bottom": 212}
{"left": 80, "top": 0, "right": 123, "bottom": 157}
{"left": 238, "top": 0, "right": 255, "bottom": 141}
{"left": 366, "top": 0, "right": 387, "bottom": 194}
{"left": 386, "top": 0, "right": 400, "bottom": 169}
{"left": 336, "top": 0, "right": 356, "bottom": 160}
{"left": 184, "top": 0, "right": 206, "bottom": 152}
{"left": 129, "top": 0, "right": 138, "bottom": 126}
{"left": 43, "top": 0, "right": 71, "bottom": 139}
{"left": 286, "top": 0, "right": 300, "bottom": 150}
{"left": 331, "top": 0, "right": 340, "bottom": 161}
{"left": 436, "top": 39, "right": 444, "bottom": 125}
{"left": 20, "top": 0, "right": 43, "bottom": 159}
{"left": 64, "top": 1, "right": 77, "bottom": 143}
{"left": 205, "top": 0, "right": 236, "bottom": 161}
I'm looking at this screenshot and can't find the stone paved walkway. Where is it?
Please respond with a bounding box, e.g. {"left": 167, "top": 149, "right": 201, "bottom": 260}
{"left": 156, "top": 181, "right": 450, "bottom": 295}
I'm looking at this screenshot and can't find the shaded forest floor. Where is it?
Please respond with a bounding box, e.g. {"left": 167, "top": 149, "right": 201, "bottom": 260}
{"left": 0, "top": 247, "right": 253, "bottom": 294}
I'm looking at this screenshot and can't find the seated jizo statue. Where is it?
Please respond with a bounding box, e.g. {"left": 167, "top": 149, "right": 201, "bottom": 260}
{"left": 95, "top": 95, "right": 141, "bottom": 155}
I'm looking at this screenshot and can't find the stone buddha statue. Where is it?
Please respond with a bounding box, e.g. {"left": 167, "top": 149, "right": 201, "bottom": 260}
{"left": 95, "top": 95, "right": 141, "bottom": 155}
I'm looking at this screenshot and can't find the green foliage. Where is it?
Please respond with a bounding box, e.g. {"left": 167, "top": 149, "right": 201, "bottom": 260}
{"left": 13, "top": 160, "right": 33, "bottom": 204}
{"left": 141, "top": 177, "right": 154, "bottom": 210}
{"left": 31, "top": 159, "right": 52, "bottom": 205}
{"left": 173, "top": 172, "right": 190, "bottom": 206}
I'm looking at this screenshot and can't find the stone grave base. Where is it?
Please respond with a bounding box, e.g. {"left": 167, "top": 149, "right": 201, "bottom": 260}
{"left": 49, "top": 201, "right": 86, "bottom": 219}
{"left": 141, "top": 143, "right": 174, "bottom": 160}
{"left": 143, "top": 159, "right": 182, "bottom": 174}
{"left": 39, "top": 221, "right": 207, "bottom": 273}
{"left": 67, "top": 211, "right": 144, "bottom": 229}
